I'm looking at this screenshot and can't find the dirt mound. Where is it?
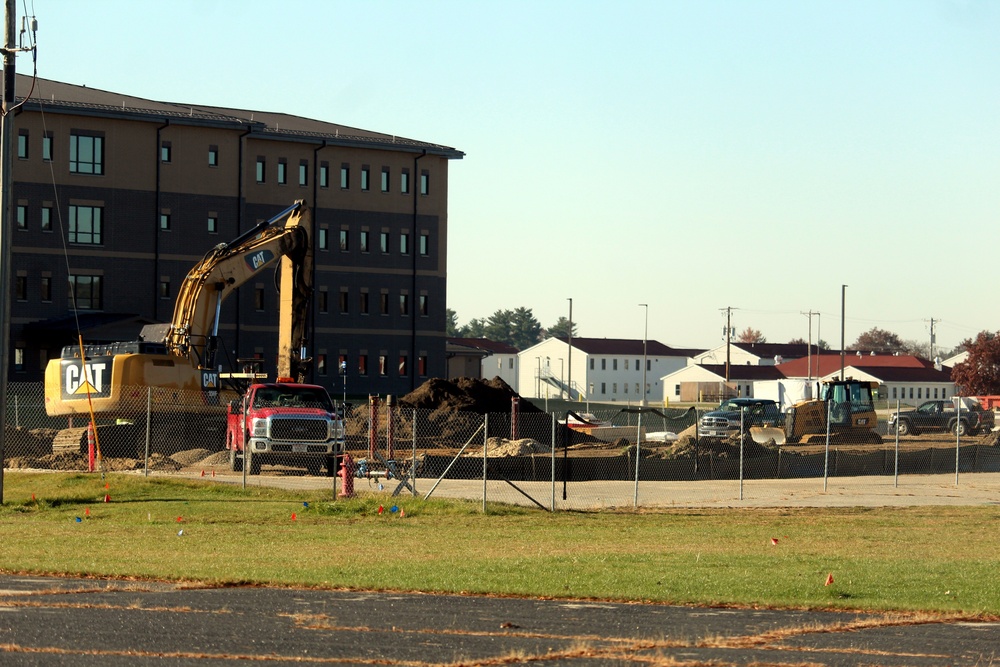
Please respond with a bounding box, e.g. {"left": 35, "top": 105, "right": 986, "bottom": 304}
{"left": 3, "top": 426, "right": 57, "bottom": 459}
{"left": 399, "top": 377, "right": 541, "bottom": 415}
{"left": 468, "top": 437, "right": 551, "bottom": 457}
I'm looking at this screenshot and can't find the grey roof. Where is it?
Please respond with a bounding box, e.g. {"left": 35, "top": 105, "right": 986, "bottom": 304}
{"left": 13, "top": 73, "right": 464, "bottom": 158}
{"left": 556, "top": 337, "right": 688, "bottom": 357}
{"left": 447, "top": 338, "right": 520, "bottom": 354}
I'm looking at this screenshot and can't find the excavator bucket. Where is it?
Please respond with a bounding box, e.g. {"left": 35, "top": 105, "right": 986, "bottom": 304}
{"left": 750, "top": 425, "right": 786, "bottom": 446}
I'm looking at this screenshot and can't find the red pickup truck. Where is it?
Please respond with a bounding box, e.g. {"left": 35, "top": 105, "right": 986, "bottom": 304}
{"left": 225, "top": 381, "right": 345, "bottom": 475}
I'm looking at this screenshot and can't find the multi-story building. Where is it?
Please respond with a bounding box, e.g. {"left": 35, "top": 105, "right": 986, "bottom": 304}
{"left": 8, "top": 74, "right": 463, "bottom": 397}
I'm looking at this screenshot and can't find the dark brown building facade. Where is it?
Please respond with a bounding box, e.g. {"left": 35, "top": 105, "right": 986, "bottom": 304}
{"left": 8, "top": 74, "right": 463, "bottom": 397}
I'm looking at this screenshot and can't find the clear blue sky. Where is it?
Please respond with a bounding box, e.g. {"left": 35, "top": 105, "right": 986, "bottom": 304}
{"left": 27, "top": 0, "right": 999, "bottom": 353}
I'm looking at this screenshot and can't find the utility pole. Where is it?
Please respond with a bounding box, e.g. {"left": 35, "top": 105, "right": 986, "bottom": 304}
{"left": 801, "top": 310, "right": 819, "bottom": 381}
{"left": 840, "top": 285, "right": 847, "bottom": 380}
{"left": 721, "top": 306, "right": 734, "bottom": 382}
{"left": 927, "top": 317, "right": 938, "bottom": 361}
{"left": 639, "top": 304, "right": 648, "bottom": 407}
{"left": 566, "top": 298, "right": 572, "bottom": 401}
{"left": 0, "top": 0, "right": 18, "bottom": 504}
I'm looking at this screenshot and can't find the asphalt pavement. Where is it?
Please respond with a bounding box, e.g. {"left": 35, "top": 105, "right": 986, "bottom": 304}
{"left": 0, "top": 574, "right": 996, "bottom": 666}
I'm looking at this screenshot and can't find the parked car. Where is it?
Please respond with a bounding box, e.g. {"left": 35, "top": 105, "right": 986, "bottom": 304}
{"left": 888, "top": 399, "right": 995, "bottom": 437}
{"left": 698, "top": 398, "right": 781, "bottom": 440}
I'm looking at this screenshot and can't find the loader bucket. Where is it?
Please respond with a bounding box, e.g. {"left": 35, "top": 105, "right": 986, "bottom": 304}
{"left": 750, "top": 425, "right": 786, "bottom": 446}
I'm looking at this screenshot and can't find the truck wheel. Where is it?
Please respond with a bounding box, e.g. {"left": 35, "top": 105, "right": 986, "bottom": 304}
{"left": 249, "top": 456, "right": 262, "bottom": 475}
{"left": 229, "top": 446, "right": 243, "bottom": 472}
{"left": 952, "top": 421, "right": 968, "bottom": 437}
{"left": 895, "top": 419, "right": 912, "bottom": 437}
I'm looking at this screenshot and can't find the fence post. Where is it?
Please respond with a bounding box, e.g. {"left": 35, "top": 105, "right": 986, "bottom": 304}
{"left": 633, "top": 409, "right": 642, "bottom": 508}
{"left": 550, "top": 413, "right": 556, "bottom": 512}
{"left": 738, "top": 408, "right": 744, "bottom": 501}
{"left": 894, "top": 399, "right": 900, "bottom": 487}
{"left": 822, "top": 400, "right": 832, "bottom": 492}
{"left": 482, "top": 413, "right": 489, "bottom": 513}
{"left": 411, "top": 408, "right": 417, "bottom": 497}
{"left": 144, "top": 387, "right": 152, "bottom": 477}
{"left": 955, "top": 395, "right": 961, "bottom": 487}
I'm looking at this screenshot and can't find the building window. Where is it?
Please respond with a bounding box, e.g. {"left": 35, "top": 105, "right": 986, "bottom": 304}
{"left": 160, "top": 278, "right": 170, "bottom": 299}
{"left": 68, "top": 275, "right": 102, "bottom": 310}
{"left": 380, "top": 292, "right": 389, "bottom": 315}
{"left": 601, "top": 359, "right": 606, "bottom": 370}
{"left": 208, "top": 145, "right": 218, "bottom": 166}
{"left": 613, "top": 383, "right": 618, "bottom": 394}
{"left": 419, "top": 233, "right": 429, "bottom": 256}
{"left": 934, "top": 388, "right": 938, "bottom": 399}
{"left": 208, "top": 215, "right": 218, "bottom": 233}
{"left": 160, "top": 212, "right": 171, "bottom": 230}
{"left": 339, "top": 230, "right": 349, "bottom": 251}
{"left": 254, "top": 287, "right": 265, "bottom": 311}
{"left": 339, "top": 289, "right": 349, "bottom": 314}
{"left": 16, "top": 205, "right": 26, "bottom": 229}
{"left": 69, "top": 133, "right": 104, "bottom": 175}
{"left": 277, "top": 159, "right": 287, "bottom": 185}
{"left": 613, "top": 359, "right": 618, "bottom": 371}
{"left": 379, "top": 231, "right": 389, "bottom": 253}
{"left": 319, "top": 163, "right": 329, "bottom": 188}
{"left": 418, "top": 355, "right": 428, "bottom": 377}
{"left": 379, "top": 355, "right": 388, "bottom": 376}
{"left": 360, "top": 231, "right": 369, "bottom": 253}
{"left": 17, "top": 130, "right": 27, "bottom": 159}
{"left": 917, "top": 388, "right": 922, "bottom": 400}
{"left": 420, "top": 170, "right": 429, "bottom": 195}
{"left": 255, "top": 157, "right": 265, "bottom": 183}
{"left": 675, "top": 384, "right": 681, "bottom": 396}
{"left": 361, "top": 166, "right": 370, "bottom": 191}
{"left": 40, "top": 276, "right": 52, "bottom": 302}
{"left": 381, "top": 167, "right": 389, "bottom": 193}
{"left": 601, "top": 382, "right": 606, "bottom": 395}
{"left": 318, "top": 289, "right": 328, "bottom": 313}
{"left": 41, "top": 206, "right": 52, "bottom": 232}
{"left": 399, "top": 294, "right": 409, "bottom": 316}
{"left": 15, "top": 275, "right": 27, "bottom": 301}
{"left": 400, "top": 169, "right": 410, "bottom": 194}
{"left": 400, "top": 232, "right": 409, "bottom": 255}
{"left": 419, "top": 294, "right": 428, "bottom": 316}
{"left": 317, "top": 354, "right": 327, "bottom": 376}
{"left": 14, "top": 347, "right": 24, "bottom": 372}
{"left": 340, "top": 164, "right": 350, "bottom": 189}
{"left": 358, "top": 354, "right": 368, "bottom": 376}
{"left": 160, "top": 141, "right": 171, "bottom": 163}
{"left": 69, "top": 205, "right": 103, "bottom": 244}
{"left": 299, "top": 160, "right": 308, "bottom": 186}
{"left": 624, "top": 383, "right": 628, "bottom": 395}
{"left": 42, "top": 133, "right": 52, "bottom": 162}
{"left": 398, "top": 355, "right": 408, "bottom": 377}
{"left": 359, "top": 291, "right": 369, "bottom": 315}
{"left": 318, "top": 228, "right": 328, "bottom": 250}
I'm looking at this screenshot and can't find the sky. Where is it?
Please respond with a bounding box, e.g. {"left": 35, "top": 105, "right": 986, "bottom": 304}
{"left": 25, "top": 0, "right": 1000, "bottom": 354}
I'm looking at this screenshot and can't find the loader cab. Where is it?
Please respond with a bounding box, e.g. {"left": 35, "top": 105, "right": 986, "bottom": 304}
{"left": 821, "top": 380, "right": 876, "bottom": 427}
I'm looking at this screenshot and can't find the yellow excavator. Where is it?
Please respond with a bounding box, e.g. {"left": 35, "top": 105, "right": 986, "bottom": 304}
{"left": 750, "top": 379, "right": 883, "bottom": 445}
{"left": 44, "top": 200, "right": 314, "bottom": 426}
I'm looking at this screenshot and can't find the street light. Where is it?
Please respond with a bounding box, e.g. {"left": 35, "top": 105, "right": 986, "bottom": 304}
{"left": 639, "top": 304, "right": 648, "bottom": 407}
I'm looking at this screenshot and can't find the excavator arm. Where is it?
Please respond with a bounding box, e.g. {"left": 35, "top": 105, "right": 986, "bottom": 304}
{"left": 162, "top": 200, "right": 313, "bottom": 380}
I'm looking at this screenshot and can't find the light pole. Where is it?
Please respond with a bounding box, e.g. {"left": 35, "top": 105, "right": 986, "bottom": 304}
{"left": 639, "top": 304, "right": 648, "bottom": 407}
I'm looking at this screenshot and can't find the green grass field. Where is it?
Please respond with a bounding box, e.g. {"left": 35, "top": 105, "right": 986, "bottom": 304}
{"left": 2, "top": 472, "right": 999, "bottom": 615}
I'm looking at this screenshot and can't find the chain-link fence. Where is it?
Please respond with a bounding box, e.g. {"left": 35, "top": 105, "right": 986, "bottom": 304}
{"left": 4, "top": 382, "right": 1000, "bottom": 509}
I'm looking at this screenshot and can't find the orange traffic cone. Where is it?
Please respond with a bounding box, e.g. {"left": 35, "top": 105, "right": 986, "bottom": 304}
{"left": 824, "top": 573, "right": 834, "bottom": 586}
{"left": 103, "top": 494, "right": 111, "bottom": 503}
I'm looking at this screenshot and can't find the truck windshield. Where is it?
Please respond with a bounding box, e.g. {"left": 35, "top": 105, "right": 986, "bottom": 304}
{"left": 253, "top": 387, "right": 333, "bottom": 410}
